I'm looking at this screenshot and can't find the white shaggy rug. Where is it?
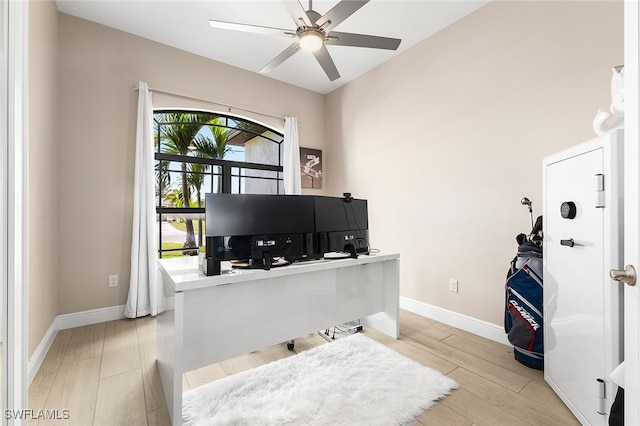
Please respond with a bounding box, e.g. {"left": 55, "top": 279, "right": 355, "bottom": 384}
{"left": 182, "top": 333, "right": 457, "bottom": 425}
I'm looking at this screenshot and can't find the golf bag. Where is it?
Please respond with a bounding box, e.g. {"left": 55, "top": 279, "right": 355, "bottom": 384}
{"left": 504, "top": 215, "right": 544, "bottom": 370}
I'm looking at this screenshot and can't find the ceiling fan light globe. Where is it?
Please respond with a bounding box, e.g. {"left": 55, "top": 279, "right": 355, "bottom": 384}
{"left": 299, "top": 30, "right": 324, "bottom": 52}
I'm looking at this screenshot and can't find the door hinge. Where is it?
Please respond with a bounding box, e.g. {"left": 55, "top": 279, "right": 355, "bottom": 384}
{"left": 595, "top": 174, "right": 605, "bottom": 208}
{"left": 597, "top": 378, "right": 606, "bottom": 415}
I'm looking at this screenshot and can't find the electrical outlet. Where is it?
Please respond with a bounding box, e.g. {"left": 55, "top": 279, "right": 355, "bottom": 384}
{"left": 449, "top": 279, "right": 458, "bottom": 293}
{"left": 108, "top": 274, "right": 118, "bottom": 288}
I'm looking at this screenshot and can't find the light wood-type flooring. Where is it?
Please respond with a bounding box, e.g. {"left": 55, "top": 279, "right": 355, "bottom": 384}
{"left": 28, "top": 309, "right": 580, "bottom": 425}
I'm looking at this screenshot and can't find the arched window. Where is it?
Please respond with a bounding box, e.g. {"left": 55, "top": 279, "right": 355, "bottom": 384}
{"left": 155, "top": 111, "right": 284, "bottom": 258}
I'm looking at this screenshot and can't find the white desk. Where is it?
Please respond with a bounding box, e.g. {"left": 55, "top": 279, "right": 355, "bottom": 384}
{"left": 156, "top": 253, "right": 400, "bottom": 425}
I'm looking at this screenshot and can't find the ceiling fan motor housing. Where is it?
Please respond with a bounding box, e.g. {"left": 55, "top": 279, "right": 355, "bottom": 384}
{"left": 302, "top": 9, "right": 324, "bottom": 29}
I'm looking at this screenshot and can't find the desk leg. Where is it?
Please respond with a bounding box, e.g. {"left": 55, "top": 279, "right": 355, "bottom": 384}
{"left": 157, "top": 291, "right": 184, "bottom": 425}
{"left": 362, "top": 258, "right": 400, "bottom": 338}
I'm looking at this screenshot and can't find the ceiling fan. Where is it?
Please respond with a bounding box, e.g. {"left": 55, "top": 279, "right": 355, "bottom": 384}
{"left": 209, "top": 0, "right": 401, "bottom": 81}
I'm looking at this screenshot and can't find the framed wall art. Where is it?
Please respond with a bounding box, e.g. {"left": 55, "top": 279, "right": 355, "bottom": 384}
{"left": 300, "top": 147, "right": 323, "bottom": 189}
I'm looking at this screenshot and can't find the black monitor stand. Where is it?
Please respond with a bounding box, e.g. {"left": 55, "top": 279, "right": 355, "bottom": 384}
{"left": 344, "top": 244, "right": 358, "bottom": 259}
{"left": 261, "top": 250, "right": 272, "bottom": 271}
{"left": 206, "top": 257, "right": 222, "bottom": 276}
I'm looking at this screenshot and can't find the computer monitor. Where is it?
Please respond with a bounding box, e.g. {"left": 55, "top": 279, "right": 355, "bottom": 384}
{"left": 205, "top": 193, "right": 315, "bottom": 236}
{"left": 205, "top": 194, "right": 315, "bottom": 271}
{"left": 313, "top": 195, "right": 370, "bottom": 257}
{"left": 204, "top": 193, "right": 370, "bottom": 275}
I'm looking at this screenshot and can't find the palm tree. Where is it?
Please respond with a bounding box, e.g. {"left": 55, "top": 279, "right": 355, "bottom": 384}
{"left": 164, "top": 187, "right": 186, "bottom": 208}
{"left": 190, "top": 119, "right": 231, "bottom": 244}
{"left": 155, "top": 160, "right": 171, "bottom": 202}
{"left": 158, "top": 112, "right": 211, "bottom": 251}
{"left": 157, "top": 113, "right": 233, "bottom": 253}
{"left": 187, "top": 161, "right": 207, "bottom": 247}
{"left": 193, "top": 118, "right": 231, "bottom": 193}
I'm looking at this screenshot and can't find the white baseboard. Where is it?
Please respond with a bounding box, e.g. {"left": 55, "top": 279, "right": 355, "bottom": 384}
{"left": 27, "top": 305, "right": 127, "bottom": 385}
{"left": 27, "top": 299, "right": 175, "bottom": 386}
{"left": 27, "top": 320, "right": 58, "bottom": 385}
{"left": 57, "top": 305, "right": 127, "bottom": 330}
{"left": 399, "top": 296, "right": 510, "bottom": 346}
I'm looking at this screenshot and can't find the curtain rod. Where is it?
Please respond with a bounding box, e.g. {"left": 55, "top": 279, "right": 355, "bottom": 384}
{"left": 132, "top": 84, "right": 287, "bottom": 122}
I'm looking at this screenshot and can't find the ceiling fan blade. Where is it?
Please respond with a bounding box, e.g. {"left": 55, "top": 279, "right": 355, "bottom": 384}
{"left": 284, "top": 0, "right": 312, "bottom": 27}
{"left": 326, "top": 31, "right": 401, "bottom": 50}
{"left": 316, "top": 0, "right": 369, "bottom": 33}
{"left": 209, "top": 19, "right": 293, "bottom": 37}
{"left": 313, "top": 45, "right": 340, "bottom": 81}
{"left": 259, "top": 42, "right": 301, "bottom": 74}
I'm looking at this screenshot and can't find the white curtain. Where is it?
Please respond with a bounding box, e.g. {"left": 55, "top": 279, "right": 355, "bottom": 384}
{"left": 283, "top": 116, "right": 302, "bottom": 195}
{"left": 125, "top": 81, "right": 165, "bottom": 318}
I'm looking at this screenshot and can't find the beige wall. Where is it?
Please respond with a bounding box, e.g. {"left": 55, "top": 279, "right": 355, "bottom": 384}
{"left": 325, "top": 1, "right": 623, "bottom": 326}
{"left": 56, "top": 14, "right": 326, "bottom": 315}
{"left": 29, "top": 0, "right": 59, "bottom": 357}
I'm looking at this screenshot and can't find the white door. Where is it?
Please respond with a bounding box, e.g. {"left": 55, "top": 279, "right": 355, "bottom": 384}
{"left": 544, "top": 133, "right": 624, "bottom": 425}
{"left": 623, "top": 1, "right": 640, "bottom": 423}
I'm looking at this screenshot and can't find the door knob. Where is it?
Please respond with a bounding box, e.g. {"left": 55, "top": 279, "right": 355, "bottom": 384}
{"left": 609, "top": 265, "right": 637, "bottom": 286}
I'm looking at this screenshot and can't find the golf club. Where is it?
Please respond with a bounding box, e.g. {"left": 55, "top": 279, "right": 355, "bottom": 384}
{"left": 521, "top": 197, "right": 534, "bottom": 232}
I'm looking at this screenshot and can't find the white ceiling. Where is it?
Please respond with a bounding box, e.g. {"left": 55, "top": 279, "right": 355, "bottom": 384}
{"left": 55, "top": 0, "right": 489, "bottom": 94}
